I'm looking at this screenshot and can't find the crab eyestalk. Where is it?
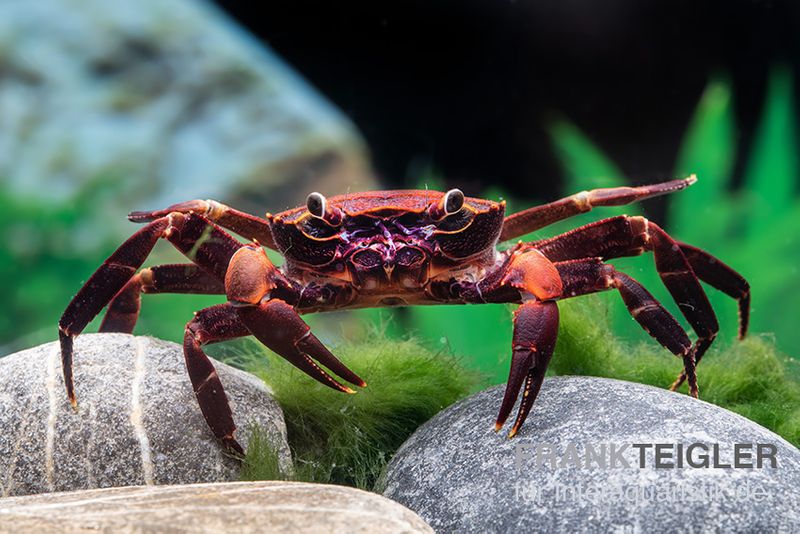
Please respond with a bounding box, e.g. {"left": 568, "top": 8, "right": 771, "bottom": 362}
{"left": 428, "top": 188, "right": 465, "bottom": 220}
{"left": 307, "top": 192, "right": 344, "bottom": 226}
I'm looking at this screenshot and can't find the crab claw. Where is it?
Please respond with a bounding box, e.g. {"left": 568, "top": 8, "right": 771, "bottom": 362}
{"left": 237, "top": 299, "right": 366, "bottom": 392}
{"left": 495, "top": 300, "right": 559, "bottom": 438}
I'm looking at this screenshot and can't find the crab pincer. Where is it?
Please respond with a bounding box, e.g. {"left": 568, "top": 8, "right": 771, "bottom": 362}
{"left": 494, "top": 300, "right": 560, "bottom": 438}
{"left": 236, "top": 299, "right": 366, "bottom": 393}
{"left": 225, "top": 244, "right": 365, "bottom": 393}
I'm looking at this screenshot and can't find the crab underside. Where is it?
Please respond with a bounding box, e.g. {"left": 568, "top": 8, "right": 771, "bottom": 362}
{"left": 58, "top": 177, "right": 749, "bottom": 454}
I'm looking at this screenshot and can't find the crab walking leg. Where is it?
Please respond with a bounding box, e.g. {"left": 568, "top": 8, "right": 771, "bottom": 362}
{"left": 140, "top": 263, "right": 227, "bottom": 294}
{"left": 648, "top": 223, "right": 718, "bottom": 360}
{"left": 536, "top": 216, "right": 722, "bottom": 361}
{"left": 677, "top": 242, "right": 751, "bottom": 339}
{"left": 225, "top": 245, "right": 366, "bottom": 391}
{"left": 499, "top": 176, "right": 695, "bottom": 241}
{"left": 185, "top": 304, "right": 251, "bottom": 455}
{"left": 495, "top": 301, "right": 560, "bottom": 438}
{"left": 129, "top": 199, "right": 277, "bottom": 250}
{"left": 59, "top": 217, "right": 170, "bottom": 408}
{"left": 59, "top": 212, "right": 242, "bottom": 407}
{"left": 555, "top": 258, "right": 698, "bottom": 396}
{"left": 667, "top": 243, "right": 751, "bottom": 391}
{"left": 100, "top": 264, "right": 226, "bottom": 334}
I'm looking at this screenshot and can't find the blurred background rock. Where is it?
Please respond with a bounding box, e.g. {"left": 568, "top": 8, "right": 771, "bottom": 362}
{"left": 0, "top": 0, "right": 374, "bottom": 353}
{"left": 1, "top": 0, "right": 798, "bottom": 379}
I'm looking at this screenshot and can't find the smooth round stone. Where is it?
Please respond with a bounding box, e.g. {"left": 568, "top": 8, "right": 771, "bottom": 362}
{"left": 0, "top": 481, "right": 434, "bottom": 533}
{"left": 0, "top": 334, "right": 291, "bottom": 497}
{"left": 380, "top": 376, "right": 800, "bottom": 532}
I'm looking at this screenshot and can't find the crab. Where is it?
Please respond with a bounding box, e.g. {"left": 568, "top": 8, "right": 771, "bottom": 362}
{"left": 58, "top": 176, "right": 750, "bottom": 453}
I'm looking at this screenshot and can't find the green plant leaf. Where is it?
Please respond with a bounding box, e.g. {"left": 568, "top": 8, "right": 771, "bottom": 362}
{"left": 743, "top": 65, "right": 799, "bottom": 239}
{"left": 548, "top": 119, "right": 627, "bottom": 190}
{"left": 671, "top": 77, "right": 736, "bottom": 243}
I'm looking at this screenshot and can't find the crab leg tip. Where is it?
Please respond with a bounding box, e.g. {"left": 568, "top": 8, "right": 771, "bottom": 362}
{"left": 344, "top": 386, "right": 357, "bottom": 394}
{"left": 493, "top": 422, "right": 503, "bottom": 433}
{"left": 127, "top": 210, "right": 149, "bottom": 222}
{"left": 685, "top": 174, "right": 698, "bottom": 185}
{"left": 223, "top": 436, "right": 245, "bottom": 456}
{"left": 69, "top": 397, "right": 79, "bottom": 412}
{"left": 358, "top": 380, "right": 368, "bottom": 388}
{"left": 507, "top": 428, "right": 519, "bottom": 439}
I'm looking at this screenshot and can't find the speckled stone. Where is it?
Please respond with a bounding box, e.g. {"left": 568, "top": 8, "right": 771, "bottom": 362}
{"left": 0, "top": 481, "right": 434, "bottom": 533}
{"left": 0, "top": 334, "right": 291, "bottom": 497}
{"left": 380, "top": 376, "right": 800, "bottom": 533}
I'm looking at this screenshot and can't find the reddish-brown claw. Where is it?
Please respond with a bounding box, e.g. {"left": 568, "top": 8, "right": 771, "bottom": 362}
{"left": 224, "top": 244, "right": 365, "bottom": 392}
{"left": 237, "top": 299, "right": 366, "bottom": 392}
{"left": 495, "top": 300, "right": 559, "bottom": 438}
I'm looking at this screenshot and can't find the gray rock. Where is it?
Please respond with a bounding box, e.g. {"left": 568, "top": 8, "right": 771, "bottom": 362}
{"left": 380, "top": 376, "right": 800, "bottom": 533}
{"left": 0, "top": 481, "right": 434, "bottom": 533}
{"left": 0, "top": 334, "right": 291, "bottom": 497}
{"left": 0, "top": 0, "right": 374, "bottom": 218}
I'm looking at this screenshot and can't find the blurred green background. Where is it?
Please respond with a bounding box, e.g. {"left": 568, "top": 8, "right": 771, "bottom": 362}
{"left": 2, "top": 68, "right": 798, "bottom": 387}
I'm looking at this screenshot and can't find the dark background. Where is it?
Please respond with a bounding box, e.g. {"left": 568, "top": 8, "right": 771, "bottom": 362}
{"left": 217, "top": 0, "right": 800, "bottom": 220}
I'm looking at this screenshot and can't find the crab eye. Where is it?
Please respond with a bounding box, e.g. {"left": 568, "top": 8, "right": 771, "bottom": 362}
{"left": 307, "top": 192, "right": 326, "bottom": 218}
{"left": 428, "top": 188, "right": 465, "bottom": 220}
{"left": 306, "top": 192, "right": 344, "bottom": 226}
{"left": 443, "top": 189, "right": 464, "bottom": 214}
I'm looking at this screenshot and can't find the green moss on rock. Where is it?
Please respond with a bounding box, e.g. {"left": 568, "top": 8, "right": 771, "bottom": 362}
{"left": 238, "top": 335, "right": 478, "bottom": 489}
